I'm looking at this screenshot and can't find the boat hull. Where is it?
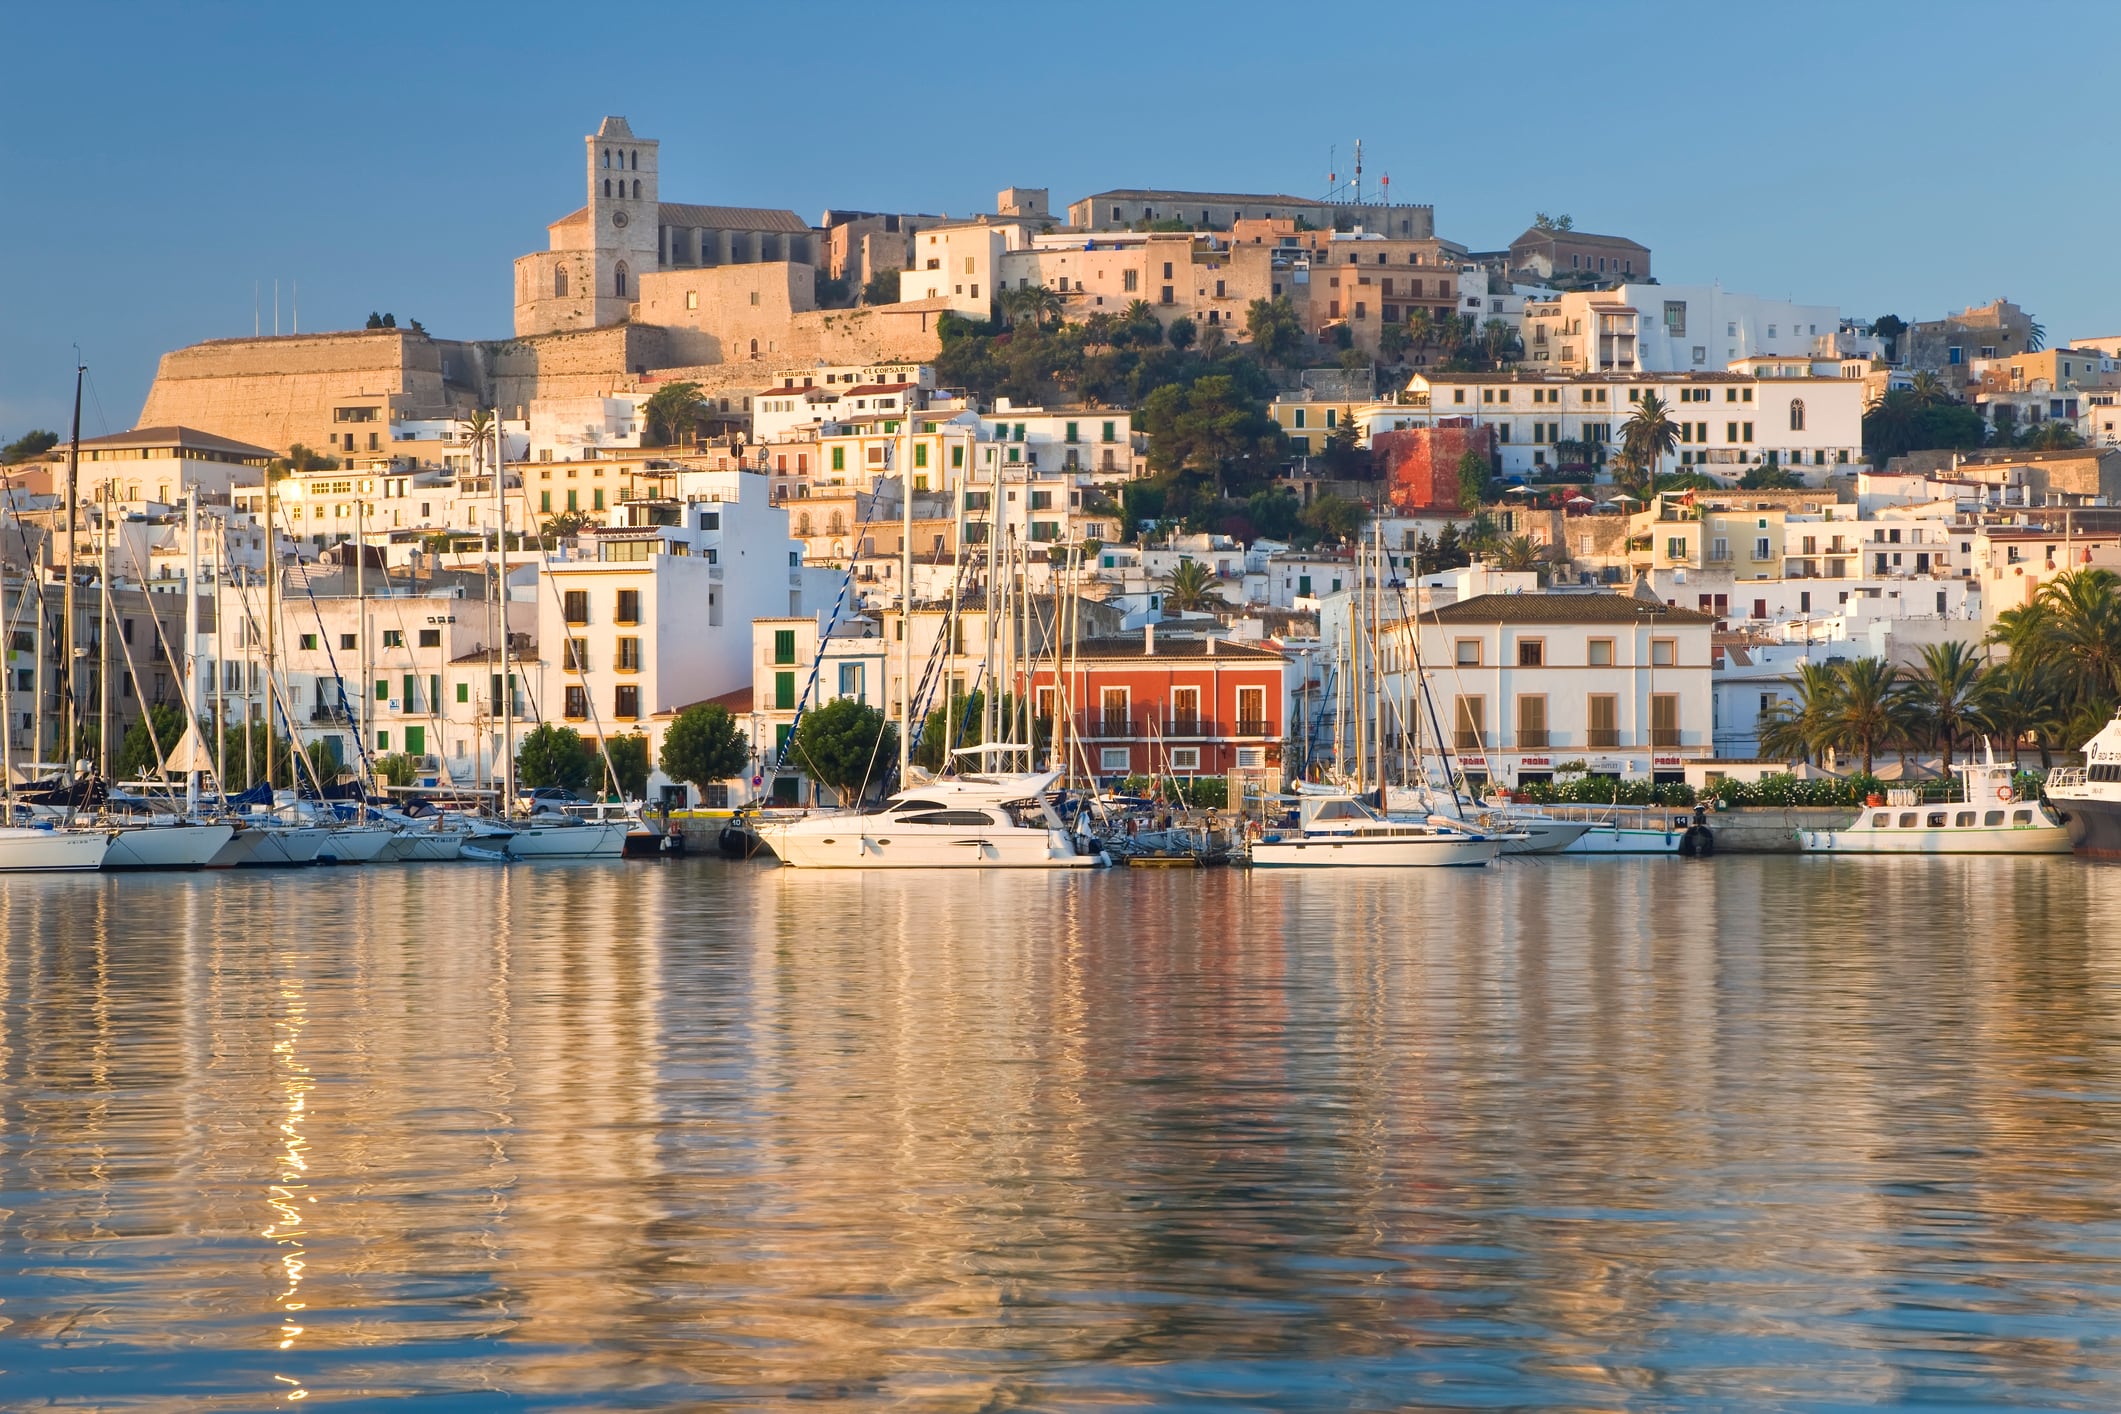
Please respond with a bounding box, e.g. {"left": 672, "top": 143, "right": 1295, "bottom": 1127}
{"left": 0, "top": 827, "right": 111, "bottom": 872}
{"left": 1251, "top": 834, "right": 1501, "bottom": 867}
{"left": 399, "top": 830, "right": 466, "bottom": 861}
{"left": 1500, "top": 819, "right": 1595, "bottom": 855}
{"left": 1557, "top": 823, "right": 1686, "bottom": 855}
{"left": 1802, "top": 823, "right": 2074, "bottom": 855}
{"left": 315, "top": 825, "right": 396, "bottom": 864}
{"left": 105, "top": 822, "right": 235, "bottom": 870}
{"left": 214, "top": 824, "right": 329, "bottom": 867}
{"left": 757, "top": 821, "right": 1097, "bottom": 869}
{"left": 2052, "top": 794, "right": 2121, "bottom": 859}
{"left": 504, "top": 821, "right": 629, "bottom": 859}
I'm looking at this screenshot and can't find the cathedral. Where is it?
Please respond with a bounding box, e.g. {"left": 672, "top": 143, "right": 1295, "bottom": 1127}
{"left": 512, "top": 117, "right": 816, "bottom": 336}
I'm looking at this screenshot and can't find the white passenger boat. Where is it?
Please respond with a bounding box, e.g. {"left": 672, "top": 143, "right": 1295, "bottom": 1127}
{"left": 2045, "top": 713, "right": 2121, "bottom": 859}
{"left": 1252, "top": 791, "right": 1506, "bottom": 867}
{"left": 1800, "top": 749, "right": 2070, "bottom": 855}
{"left": 104, "top": 819, "right": 235, "bottom": 870}
{"left": 755, "top": 766, "right": 1101, "bottom": 869}
{"left": 0, "top": 824, "right": 113, "bottom": 872}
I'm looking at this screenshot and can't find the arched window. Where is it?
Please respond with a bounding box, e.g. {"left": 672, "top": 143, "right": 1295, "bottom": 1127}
{"left": 629, "top": 149, "right": 638, "bottom": 170}
{"left": 1789, "top": 398, "right": 1806, "bottom": 431}
{"left": 555, "top": 267, "right": 568, "bottom": 298}
{"left": 632, "top": 178, "right": 641, "bottom": 199}
{"left": 602, "top": 149, "right": 610, "bottom": 168}
{"left": 749, "top": 338, "right": 759, "bottom": 358}
{"left": 795, "top": 512, "right": 812, "bottom": 537}
{"left": 603, "top": 178, "right": 611, "bottom": 198}
{"left": 614, "top": 260, "right": 628, "bottom": 297}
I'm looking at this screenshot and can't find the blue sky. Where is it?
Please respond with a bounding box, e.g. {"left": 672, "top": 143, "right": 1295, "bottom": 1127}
{"left": 4, "top": 0, "right": 2113, "bottom": 438}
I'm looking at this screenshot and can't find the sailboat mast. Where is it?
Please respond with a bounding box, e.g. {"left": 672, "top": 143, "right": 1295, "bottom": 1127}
{"left": 99, "top": 482, "right": 111, "bottom": 783}
{"left": 898, "top": 414, "right": 913, "bottom": 785}
{"left": 62, "top": 360, "right": 82, "bottom": 775}
{"left": 356, "top": 494, "right": 366, "bottom": 784}
{"left": 185, "top": 488, "right": 201, "bottom": 817}
{"left": 496, "top": 409, "right": 513, "bottom": 812}
{"left": 213, "top": 523, "right": 225, "bottom": 800}
{"left": 264, "top": 450, "right": 277, "bottom": 792}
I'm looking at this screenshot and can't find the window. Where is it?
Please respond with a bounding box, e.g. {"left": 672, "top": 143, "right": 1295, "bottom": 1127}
{"left": 382, "top": 629, "right": 404, "bottom": 648}
{"left": 615, "top": 637, "right": 641, "bottom": 672}
{"left": 775, "top": 670, "right": 796, "bottom": 710}
{"left": 838, "top": 662, "right": 864, "bottom": 698}
{"left": 1517, "top": 639, "right": 1543, "bottom": 667}
{"left": 615, "top": 589, "right": 640, "bottom": 625}
{"left": 614, "top": 260, "right": 628, "bottom": 298}
{"left": 565, "top": 638, "right": 589, "bottom": 672}
{"left": 338, "top": 633, "right": 357, "bottom": 651}
{"left": 1651, "top": 638, "right": 1676, "bottom": 667}
{"left": 1455, "top": 639, "right": 1481, "bottom": 666}
{"left": 564, "top": 589, "right": 589, "bottom": 625}
{"left": 1789, "top": 398, "right": 1805, "bottom": 431}
{"left": 1170, "top": 747, "right": 1200, "bottom": 771}
{"left": 1236, "top": 686, "right": 1267, "bottom": 733}
{"left": 1587, "top": 694, "right": 1618, "bottom": 748}
{"left": 564, "top": 685, "right": 588, "bottom": 719}
{"left": 1100, "top": 747, "right": 1131, "bottom": 772}
{"left": 1453, "top": 696, "right": 1486, "bottom": 751}
{"left": 773, "top": 628, "right": 796, "bottom": 664}
{"left": 555, "top": 267, "right": 568, "bottom": 298}
{"left": 419, "top": 628, "right": 441, "bottom": 649}
{"left": 1123, "top": 269, "right": 1138, "bottom": 293}
{"left": 1984, "top": 810, "right": 2004, "bottom": 827}
{"left": 614, "top": 685, "right": 640, "bottom": 719}
{"left": 1650, "top": 693, "right": 1679, "bottom": 747}
{"left": 1516, "top": 694, "right": 1548, "bottom": 748}
{"left": 299, "top": 633, "right": 318, "bottom": 651}
{"left": 456, "top": 681, "right": 469, "bottom": 704}
{"left": 1587, "top": 638, "right": 1614, "bottom": 666}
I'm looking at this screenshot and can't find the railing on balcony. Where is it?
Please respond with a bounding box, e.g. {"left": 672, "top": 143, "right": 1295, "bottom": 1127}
{"left": 1076, "top": 712, "right": 1275, "bottom": 740}
{"left": 1651, "top": 728, "right": 1682, "bottom": 748}
{"left": 1517, "top": 728, "right": 1549, "bottom": 749}
{"left": 1587, "top": 728, "right": 1620, "bottom": 749}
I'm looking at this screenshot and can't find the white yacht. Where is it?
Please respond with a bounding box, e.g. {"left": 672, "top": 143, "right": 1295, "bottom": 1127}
{"left": 103, "top": 818, "right": 235, "bottom": 870}
{"left": 1252, "top": 791, "right": 1507, "bottom": 867}
{"left": 1382, "top": 785, "right": 1593, "bottom": 855}
{"left": 211, "top": 817, "right": 330, "bottom": 867}
{"left": 503, "top": 815, "right": 630, "bottom": 859}
{"left": 0, "top": 824, "right": 113, "bottom": 872}
{"left": 2046, "top": 713, "right": 2121, "bottom": 859}
{"left": 1801, "top": 749, "right": 2070, "bottom": 855}
{"left": 755, "top": 767, "right": 1101, "bottom": 869}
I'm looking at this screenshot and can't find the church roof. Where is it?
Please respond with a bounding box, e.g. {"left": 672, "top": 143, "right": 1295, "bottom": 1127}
{"left": 548, "top": 203, "right": 810, "bottom": 234}
{"left": 595, "top": 116, "right": 634, "bottom": 138}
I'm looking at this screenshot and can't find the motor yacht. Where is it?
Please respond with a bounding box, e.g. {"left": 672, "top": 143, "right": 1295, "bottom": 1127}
{"left": 1804, "top": 747, "right": 2069, "bottom": 855}
{"left": 755, "top": 766, "right": 1101, "bottom": 869}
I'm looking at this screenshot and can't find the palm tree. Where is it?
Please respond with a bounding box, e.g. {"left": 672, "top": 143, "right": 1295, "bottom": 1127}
{"left": 1976, "top": 655, "right": 2064, "bottom": 768}
{"left": 1901, "top": 640, "right": 1984, "bottom": 769}
{"left": 1022, "top": 283, "right": 1062, "bottom": 328}
{"left": 463, "top": 408, "right": 495, "bottom": 475}
{"left": 1164, "top": 558, "right": 1218, "bottom": 612}
{"left": 1481, "top": 318, "right": 1520, "bottom": 367}
{"left": 2035, "top": 568, "right": 2121, "bottom": 708}
{"left": 1493, "top": 534, "right": 1552, "bottom": 580}
{"left": 2027, "top": 319, "right": 2047, "bottom": 353}
{"left": 2028, "top": 420, "right": 2084, "bottom": 451}
{"left": 1820, "top": 657, "right": 1903, "bottom": 776}
{"left": 1619, "top": 392, "right": 1681, "bottom": 497}
{"left": 1758, "top": 660, "right": 1843, "bottom": 766}
{"left": 1405, "top": 308, "right": 1435, "bottom": 362}
{"left": 1908, "top": 371, "right": 1951, "bottom": 406}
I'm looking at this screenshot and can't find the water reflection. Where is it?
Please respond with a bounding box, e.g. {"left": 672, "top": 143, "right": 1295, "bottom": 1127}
{"left": 0, "top": 859, "right": 2118, "bottom": 1407}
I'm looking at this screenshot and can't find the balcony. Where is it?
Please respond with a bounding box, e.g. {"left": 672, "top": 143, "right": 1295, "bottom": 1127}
{"left": 1517, "top": 728, "right": 1550, "bottom": 749}
{"left": 1454, "top": 731, "right": 1485, "bottom": 752}
{"left": 1651, "top": 728, "right": 1682, "bottom": 749}
{"left": 1587, "top": 728, "right": 1620, "bottom": 749}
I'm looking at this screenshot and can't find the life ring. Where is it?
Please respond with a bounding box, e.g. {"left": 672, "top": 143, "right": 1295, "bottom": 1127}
{"left": 1997, "top": 784, "right": 2014, "bottom": 803}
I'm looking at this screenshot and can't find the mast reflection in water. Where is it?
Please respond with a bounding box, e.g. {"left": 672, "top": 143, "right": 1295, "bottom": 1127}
{"left": 0, "top": 858, "right": 2118, "bottom": 1408}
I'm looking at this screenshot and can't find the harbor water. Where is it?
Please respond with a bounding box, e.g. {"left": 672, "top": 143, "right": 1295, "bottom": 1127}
{"left": 4, "top": 856, "right": 2121, "bottom": 1408}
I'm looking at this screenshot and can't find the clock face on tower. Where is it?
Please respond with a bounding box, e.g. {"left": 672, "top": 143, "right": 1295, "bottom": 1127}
{"left": 611, "top": 210, "right": 629, "bottom": 229}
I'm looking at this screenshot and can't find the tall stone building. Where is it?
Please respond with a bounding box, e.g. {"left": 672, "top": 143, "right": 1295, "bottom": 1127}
{"left": 512, "top": 117, "right": 813, "bottom": 337}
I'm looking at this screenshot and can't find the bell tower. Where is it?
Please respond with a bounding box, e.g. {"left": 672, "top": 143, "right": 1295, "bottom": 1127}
{"left": 587, "top": 117, "right": 659, "bottom": 326}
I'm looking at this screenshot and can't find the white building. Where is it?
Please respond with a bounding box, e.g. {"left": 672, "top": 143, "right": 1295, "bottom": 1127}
{"left": 537, "top": 469, "right": 838, "bottom": 783}
{"left": 1402, "top": 370, "right": 1866, "bottom": 484}
{"left": 1522, "top": 283, "right": 1839, "bottom": 375}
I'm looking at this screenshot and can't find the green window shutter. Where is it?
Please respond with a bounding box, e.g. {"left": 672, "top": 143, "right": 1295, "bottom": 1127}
{"left": 831, "top": 447, "right": 845, "bottom": 471}
{"left": 456, "top": 681, "right": 469, "bottom": 703}
{"left": 540, "top": 491, "right": 551, "bottom": 512}
{"left": 429, "top": 674, "right": 440, "bottom": 706}
{"left": 775, "top": 671, "right": 795, "bottom": 710}
{"left": 1065, "top": 422, "right": 1078, "bottom": 443}
{"left": 404, "top": 675, "right": 415, "bottom": 705}
{"left": 773, "top": 628, "right": 795, "bottom": 664}
{"left": 375, "top": 679, "right": 389, "bottom": 702}
{"left": 405, "top": 725, "right": 425, "bottom": 756}
{"left": 376, "top": 730, "right": 389, "bottom": 750}
{"left": 914, "top": 443, "right": 928, "bottom": 468}
{"left": 774, "top": 723, "right": 791, "bottom": 756}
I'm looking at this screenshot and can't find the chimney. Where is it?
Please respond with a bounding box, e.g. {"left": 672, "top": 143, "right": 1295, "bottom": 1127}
{"left": 1206, "top": 634, "right": 1216, "bottom": 655}
{"left": 1144, "top": 621, "right": 1155, "bottom": 655}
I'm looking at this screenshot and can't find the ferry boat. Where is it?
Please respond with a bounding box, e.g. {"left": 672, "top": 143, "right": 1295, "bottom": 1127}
{"left": 754, "top": 766, "right": 1101, "bottom": 869}
{"left": 2046, "top": 712, "right": 2121, "bottom": 858}
{"left": 1251, "top": 791, "right": 1508, "bottom": 867}
{"left": 1801, "top": 748, "right": 2070, "bottom": 854}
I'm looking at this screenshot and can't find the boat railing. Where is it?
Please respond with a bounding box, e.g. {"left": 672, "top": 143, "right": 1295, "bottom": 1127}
{"left": 2048, "top": 766, "right": 2087, "bottom": 789}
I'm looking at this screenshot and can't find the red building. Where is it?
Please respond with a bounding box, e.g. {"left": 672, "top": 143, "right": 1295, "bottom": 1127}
{"left": 1026, "top": 629, "right": 1289, "bottom": 779}
{"left": 1374, "top": 420, "right": 1494, "bottom": 513}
